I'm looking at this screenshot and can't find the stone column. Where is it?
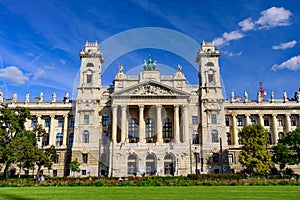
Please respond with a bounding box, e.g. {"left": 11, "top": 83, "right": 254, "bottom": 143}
{"left": 272, "top": 114, "right": 278, "bottom": 144}
{"left": 259, "top": 114, "right": 264, "bottom": 126}
{"left": 139, "top": 105, "right": 145, "bottom": 143}
{"left": 174, "top": 105, "right": 180, "bottom": 144}
{"left": 231, "top": 115, "right": 238, "bottom": 146}
{"left": 112, "top": 105, "right": 118, "bottom": 142}
{"left": 183, "top": 105, "right": 189, "bottom": 143}
{"left": 49, "top": 115, "right": 55, "bottom": 146}
{"left": 121, "top": 105, "right": 127, "bottom": 144}
{"left": 37, "top": 115, "right": 42, "bottom": 148}
{"left": 63, "top": 115, "right": 68, "bottom": 147}
{"left": 156, "top": 105, "right": 163, "bottom": 143}
{"left": 245, "top": 114, "right": 250, "bottom": 126}
{"left": 285, "top": 114, "right": 291, "bottom": 133}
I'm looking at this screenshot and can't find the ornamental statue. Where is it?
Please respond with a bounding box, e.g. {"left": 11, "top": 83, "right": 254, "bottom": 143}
{"left": 143, "top": 55, "right": 157, "bottom": 71}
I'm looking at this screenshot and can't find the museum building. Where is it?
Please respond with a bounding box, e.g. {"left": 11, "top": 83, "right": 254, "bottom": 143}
{"left": 1, "top": 41, "right": 300, "bottom": 177}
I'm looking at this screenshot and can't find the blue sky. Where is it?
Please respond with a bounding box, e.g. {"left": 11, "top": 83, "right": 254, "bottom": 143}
{"left": 0, "top": 0, "right": 300, "bottom": 101}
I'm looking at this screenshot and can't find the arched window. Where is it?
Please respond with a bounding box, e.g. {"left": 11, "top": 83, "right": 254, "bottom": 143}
{"left": 56, "top": 133, "right": 63, "bottom": 147}
{"left": 164, "top": 154, "right": 174, "bottom": 176}
{"left": 127, "top": 154, "right": 138, "bottom": 176}
{"left": 146, "top": 154, "right": 156, "bottom": 175}
{"left": 163, "top": 118, "right": 173, "bottom": 139}
{"left": 69, "top": 133, "right": 74, "bottom": 147}
{"left": 128, "top": 118, "right": 139, "bottom": 139}
{"left": 146, "top": 118, "right": 156, "bottom": 142}
{"left": 86, "top": 62, "right": 94, "bottom": 68}
{"left": 278, "top": 132, "right": 284, "bottom": 139}
{"left": 212, "top": 130, "right": 218, "bottom": 143}
{"left": 192, "top": 130, "right": 199, "bottom": 144}
{"left": 83, "top": 130, "right": 90, "bottom": 143}
{"left": 43, "top": 132, "right": 50, "bottom": 146}
{"left": 206, "top": 62, "right": 214, "bottom": 67}
{"left": 86, "top": 74, "right": 92, "bottom": 83}
{"left": 227, "top": 132, "right": 232, "bottom": 145}
{"left": 207, "top": 70, "right": 215, "bottom": 83}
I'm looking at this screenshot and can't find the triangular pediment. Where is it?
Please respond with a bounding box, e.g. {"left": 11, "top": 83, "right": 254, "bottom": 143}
{"left": 111, "top": 80, "right": 190, "bottom": 98}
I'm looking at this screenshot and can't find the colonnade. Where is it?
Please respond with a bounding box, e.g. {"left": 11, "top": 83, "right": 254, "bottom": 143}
{"left": 111, "top": 104, "right": 189, "bottom": 144}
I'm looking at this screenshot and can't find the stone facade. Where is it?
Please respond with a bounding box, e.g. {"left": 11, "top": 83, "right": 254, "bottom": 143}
{"left": 2, "top": 40, "right": 300, "bottom": 177}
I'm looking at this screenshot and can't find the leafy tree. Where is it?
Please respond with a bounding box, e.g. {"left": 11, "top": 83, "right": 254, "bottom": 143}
{"left": 238, "top": 124, "right": 274, "bottom": 175}
{"left": 35, "top": 145, "right": 57, "bottom": 175}
{"left": 273, "top": 129, "right": 300, "bottom": 170}
{"left": 70, "top": 159, "right": 81, "bottom": 176}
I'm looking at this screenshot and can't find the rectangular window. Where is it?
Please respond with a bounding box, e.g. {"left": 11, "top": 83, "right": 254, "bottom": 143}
{"left": 31, "top": 117, "right": 37, "bottom": 128}
{"left": 87, "top": 75, "right": 92, "bottom": 83}
{"left": 213, "top": 153, "right": 219, "bottom": 163}
{"left": 44, "top": 117, "right": 50, "bottom": 127}
{"left": 70, "top": 118, "right": 74, "bottom": 127}
{"left": 208, "top": 74, "right": 214, "bottom": 83}
{"left": 192, "top": 131, "right": 199, "bottom": 144}
{"left": 192, "top": 116, "right": 198, "bottom": 125}
{"left": 264, "top": 118, "right": 270, "bottom": 126}
{"left": 250, "top": 117, "right": 257, "bottom": 125}
{"left": 84, "top": 115, "right": 89, "bottom": 124}
{"left": 237, "top": 117, "right": 243, "bottom": 126}
{"left": 53, "top": 170, "right": 57, "bottom": 177}
{"left": 228, "top": 154, "right": 234, "bottom": 163}
{"left": 57, "top": 117, "right": 64, "bottom": 127}
{"left": 82, "top": 170, "right": 86, "bottom": 176}
{"left": 225, "top": 117, "right": 230, "bottom": 126}
{"left": 102, "top": 116, "right": 109, "bottom": 126}
{"left": 82, "top": 153, "right": 88, "bottom": 163}
{"left": 54, "top": 154, "right": 59, "bottom": 164}
{"left": 278, "top": 118, "right": 283, "bottom": 126}
{"left": 211, "top": 114, "right": 217, "bottom": 124}
{"left": 291, "top": 117, "right": 297, "bottom": 126}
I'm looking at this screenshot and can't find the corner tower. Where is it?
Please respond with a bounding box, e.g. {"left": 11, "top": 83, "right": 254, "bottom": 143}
{"left": 196, "top": 41, "right": 228, "bottom": 174}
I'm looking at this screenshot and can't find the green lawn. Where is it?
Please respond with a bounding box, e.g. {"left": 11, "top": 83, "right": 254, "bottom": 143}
{"left": 0, "top": 186, "right": 299, "bottom": 200}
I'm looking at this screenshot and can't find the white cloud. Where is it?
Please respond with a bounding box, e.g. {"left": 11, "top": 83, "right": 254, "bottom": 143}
{"left": 33, "top": 68, "right": 46, "bottom": 80}
{"left": 222, "top": 51, "right": 243, "bottom": 57}
{"left": 238, "top": 18, "right": 255, "bottom": 31}
{"left": 214, "top": 31, "right": 244, "bottom": 46}
{"left": 272, "top": 55, "right": 300, "bottom": 71}
{"left": 0, "top": 66, "right": 29, "bottom": 85}
{"left": 272, "top": 40, "right": 297, "bottom": 50}
{"left": 256, "top": 7, "right": 292, "bottom": 29}
{"left": 60, "top": 59, "right": 66, "bottom": 64}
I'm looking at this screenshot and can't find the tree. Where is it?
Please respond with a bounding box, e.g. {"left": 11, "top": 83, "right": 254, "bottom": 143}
{"left": 238, "top": 124, "right": 274, "bottom": 175}
{"left": 70, "top": 159, "right": 80, "bottom": 176}
{"left": 273, "top": 129, "right": 300, "bottom": 170}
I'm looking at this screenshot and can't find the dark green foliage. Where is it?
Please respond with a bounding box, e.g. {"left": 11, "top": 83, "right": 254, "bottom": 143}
{"left": 273, "top": 129, "right": 300, "bottom": 169}
{"left": 238, "top": 124, "right": 274, "bottom": 174}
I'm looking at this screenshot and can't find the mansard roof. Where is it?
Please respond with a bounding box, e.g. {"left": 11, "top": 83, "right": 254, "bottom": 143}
{"left": 111, "top": 80, "right": 190, "bottom": 99}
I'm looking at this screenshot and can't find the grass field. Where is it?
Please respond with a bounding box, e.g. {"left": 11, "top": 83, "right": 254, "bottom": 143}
{"left": 0, "top": 186, "right": 299, "bottom": 200}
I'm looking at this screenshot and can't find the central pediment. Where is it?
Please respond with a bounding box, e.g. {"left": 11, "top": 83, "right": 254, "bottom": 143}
{"left": 111, "top": 80, "right": 190, "bottom": 99}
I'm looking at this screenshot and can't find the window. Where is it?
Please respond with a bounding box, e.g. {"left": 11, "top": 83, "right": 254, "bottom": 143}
{"left": 267, "top": 133, "right": 272, "bottom": 145}
{"left": 163, "top": 118, "right": 173, "bottom": 139}
{"left": 128, "top": 118, "right": 139, "bottom": 139}
{"left": 69, "top": 133, "right": 74, "bottom": 147}
{"left": 225, "top": 117, "right": 230, "bottom": 126}
{"left": 227, "top": 132, "right": 232, "bottom": 145}
{"left": 278, "top": 132, "right": 284, "bottom": 139}
{"left": 54, "top": 154, "right": 59, "bottom": 164}
{"left": 192, "top": 116, "right": 198, "bottom": 125}
{"left": 237, "top": 117, "right": 243, "bottom": 126}
{"left": 146, "top": 118, "right": 155, "bottom": 141}
{"left": 208, "top": 71, "right": 214, "bottom": 83}
{"left": 83, "top": 131, "right": 90, "bottom": 143}
{"left": 212, "top": 130, "right": 219, "bottom": 143}
{"left": 291, "top": 117, "right": 297, "bottom": 126}
{"left": 56, "top": 133, "right": 63, "bottom": 146}
{"left": 53, "top": 170, "right": 57, "bottom": 177}
{"left": 31, "top": 117, "right": 37, "bottom": 128}
{"left": 44, "top": 117, "right": 50, "bottom": 127}
{"left": 82, "top": 170, "right": 87, "bottom": 175}
{"left": 70, "top": 118, "right": 74, "bottom": 127}
{"left": 58, "top": 117, "right": 64, "bottom": 127}
{"left": 264, "top": 118, "right": 270, "bottom": 126}
{"left": 82, "top": 153, "right": 88, "bottom": 163}
{"left": 192, "top": 131, "right": 199, "bottom": 144}
{"left": 84, "top": 115, "right": 89, "bottom": 124}
{"left": 238, "top": 133, "right": 243, "bottom": 145}
{"left": 228, "top": 154, "right": 233, "bottom": 163}
{"left": 87, "top": 74, "right": 92, "bottom": 83}
{"left": 213, "top": 153, "right": 219, "bottom": 163}
{"left": 102, "top": 116, "right": 109, "bottom": 126}
{"left": 43, "top": 133, "right": 50, "bottom": 146}
{"left": 86, "top": 62, "right": 94, "bottom": 68}
{"left": 278, "top": 118, "right": 283, "bottom": 126}
{"left": 127, "top": 154, "right": 137, "bottom": 176}
{"left": 102, "top": 131, "right": 109, "bottom": 145}
{"left": 206, "top": 62, "right": 214, "bottom": 67}
{"left": 211, "top": 114, "right": 217, "bottom": 124}
{"left": 250, "top": 117, "right": 257, "bottom": 125}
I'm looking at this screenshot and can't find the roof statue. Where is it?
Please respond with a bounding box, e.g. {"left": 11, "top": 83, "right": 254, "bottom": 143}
{"left": 143, "top": 55, "right": 157, "bottom": 71}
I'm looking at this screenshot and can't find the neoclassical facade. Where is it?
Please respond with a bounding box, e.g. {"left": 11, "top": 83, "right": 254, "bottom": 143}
{"left": 2, "top": 41, "right": 300, "bottom": 177}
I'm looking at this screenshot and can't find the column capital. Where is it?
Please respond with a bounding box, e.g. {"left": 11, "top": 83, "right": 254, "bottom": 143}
{"left": 156, "top": 104, "right": 162, "bottom": 109}
{"left": 285, "top": 113, "right": 291, "bottom": 117}
{"left": 50, "top": 114, "right": 55, "bottom": 118}
{"left": 258, "top": 114, "right": 264, "bottom": 117}
{"left": 139, "top": 104, "right": 144, "bottom": 109}
{"left": 112, "top": 104, "right": 118, "bottom": 109}
{"left": 272, "top": 114, "right": 277, "bottom": 117}
{"left": 121, "top": 104, "right": 127, "bottom": 110}
{"left": 174, "top": 104, "right": 179, "bottom": 109}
